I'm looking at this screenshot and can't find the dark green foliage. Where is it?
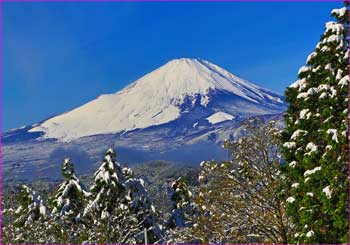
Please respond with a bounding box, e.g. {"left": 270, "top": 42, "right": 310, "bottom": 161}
{"left": 51, "top": 158, "right": 88, "bottom": 222}
{"left": 282, "top": 5, "right": 349, "bottom": 243}
{"left": 83, "top": 148, "right": 125, "bottom": 223}
{"left": 167, "top": 177, "right": 194, "bottom": 228}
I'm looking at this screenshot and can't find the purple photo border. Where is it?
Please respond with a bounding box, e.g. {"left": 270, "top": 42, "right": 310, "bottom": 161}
{"left": 0, "top": 0, "right": 346, "bottom": 2}
{"left": 0, "top": 0, "right": 348, "bottom": 245}
{"left": 0, "top": 1, "right": 2, "bottom": 245}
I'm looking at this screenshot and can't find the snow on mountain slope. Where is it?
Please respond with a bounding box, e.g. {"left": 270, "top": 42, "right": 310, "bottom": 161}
{"left": 206, "top": 112, "right": 235, "bottom": 124}
{"left": 30, "top": 58, "right": 285, "bottom": 141}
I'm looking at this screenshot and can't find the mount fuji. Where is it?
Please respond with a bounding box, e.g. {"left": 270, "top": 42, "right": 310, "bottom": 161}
{"left": 3, "top": 58, "right": 287, "bottom": 182}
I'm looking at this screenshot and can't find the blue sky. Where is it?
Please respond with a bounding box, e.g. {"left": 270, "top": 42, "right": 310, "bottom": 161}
{"left": 3, "top": 1, "right": 339, "bottom": 130}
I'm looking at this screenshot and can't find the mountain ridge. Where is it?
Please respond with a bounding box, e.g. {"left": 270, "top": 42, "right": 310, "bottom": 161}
{"left": 3, "top": 58, "right": 287, "bottom": 182}
{"left": 28, "top": 58, "right": 286, "bottom": 141}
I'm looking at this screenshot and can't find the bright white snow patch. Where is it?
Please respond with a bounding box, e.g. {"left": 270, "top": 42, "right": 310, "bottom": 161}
{"left": 206, "top": 111, "right": 234, "bottom": 124}
{"left": 325, "top": 34, "right": 342, "bottom": 44}
{"left": 290, "top": 78, "right": 307, "bottom": 91}
{"left": 336, "top": 70, "right": 343, "bottom": 80}
{"left": 39, "top": 203, "right": 47, "bottom": 217}
{"left": 327, "top": 129, "right": 338, "bottom": 143}
{"left": 306, "top": 230, "right": 315, "bottom": 238}
{"left": 298, "top": 66, "right": 310, "bottom": 75}
{"left": 306, "top": 142, "right": 317, "bottom": 154}
{"left": 331, "top": 7, "right": 347, "bottom": 18}
{"left": 325, "top": 21, "right": 344, "bottom": 34}
{"left": 291, "top": 183, "right": 300, "bottom": 188}
{"left": 306, "top": 52, "right": 317, "bottom": 63}
{"left": 322, "top": 185, "right": 332, "bottom": 199}
{"left": 318, "top": 84, "right": 331, "bottom": 92}
{"left": 304, "top": 166, "right": 321, "bottom": 177}
{"left": 291, "top": 130, "right": 307, "bottom": 140}
{"left": 299, "top": 109, "right": 311, "bottom": 119}
{"left": 297, "top": 92, "right": 308, "bottom": 99}
{"left": 286, "top": 196, "right": 295, "bottom": 203}
{"left": 289, "top": 161, "right": 297, "bottom": 168}
{"left": 283, "top": 142, "right": 296, "bottom": 149}
{"left": 319, "top": 92, "right": 328, "bottom": 99}
{"left": 339, "top": 75, "right": 349, "bottom": 88}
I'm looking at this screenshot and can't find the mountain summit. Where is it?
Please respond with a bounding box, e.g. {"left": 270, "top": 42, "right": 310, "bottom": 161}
{"left": 4, "top": 58, "right": 287, "bottom": 181}
{"left": 29, "top": 58, "right": 286, "bottom": 141}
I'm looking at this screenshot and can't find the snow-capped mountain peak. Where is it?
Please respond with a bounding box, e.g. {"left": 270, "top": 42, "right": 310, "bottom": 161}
{"left": 121, "top": 58, "right": 281, "bottom": 105}
{"left": 30, "top": 58, "right": 285, "bottom": 141}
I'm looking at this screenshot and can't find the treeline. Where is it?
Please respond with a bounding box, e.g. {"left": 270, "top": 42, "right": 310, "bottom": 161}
{"left": 3, "top": 148, "right": 162, "bottom": 243}
{"left": 3, "top": 120, "right": 291, "bottom": 244}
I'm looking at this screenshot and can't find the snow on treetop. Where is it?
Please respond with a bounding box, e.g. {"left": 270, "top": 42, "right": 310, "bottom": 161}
{"left": 29, "top": 58, "right": 285, "bottom": 141}
{"left": 325, "top": 21, "right": 344, "bottom": 34}
{"left": 331, "top": 7, "right": 347, "bottom": 18}
{"left": 106, "top": 147, "right": 115, "bottom": 155}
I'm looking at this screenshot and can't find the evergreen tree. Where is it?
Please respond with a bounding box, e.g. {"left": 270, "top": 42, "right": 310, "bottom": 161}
{"left": 83, "top": 148, "right": 125, "bottom": 221}
{"left": 167, "top": 177, "right": 193, "bottom": 228}
{"left": 81, "top": 148, "right": 128, "bottom": 242}
{"left": 46, "top": 158, "right": 90, "bottom": 243}
{"left": 82, "top": 149, "right": 149, "bottom": 243}
{"left": 124, "top": 168, "right": 163, "bottom": 243}
{"left": 13, "top": 185, "right": 47, "bottom": 227}
{"left": 2, "top": 185, "right": 49, "bottom": 243}
{"left": 52, "top": 158, "right": 89, "bottom": 218}
{"left": 282, "top": 5, "right": 349, "bottom": 243}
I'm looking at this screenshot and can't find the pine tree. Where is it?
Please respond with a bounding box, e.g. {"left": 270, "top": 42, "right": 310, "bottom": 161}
{"left": 47, "top": 158, "right": 90, "bottom": 243}
{"left": 13, "top": 185, "right": 47, "bottom": 227}
{"left": 167, "top": 177, "right": 193, "bottom": 228}
{"left": 83, "top": 148, "right": 125, "bottom": 221}
{"left": 52, "top": 158, "right": 89, "bottom": 223}
{"left": 2, "top": 185, "right": 49, "bottom": 243}
{"left": 81, "top": 148, "right": 128, "bottom": 242}
{"left": 124, "top": 168, "right": 163, "bottom": 243}
{"left": 282, "top": 5, "right": 349, "bottom": 243}
{"left": 82, "top": 149, "right": 148, "bottom": 243}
